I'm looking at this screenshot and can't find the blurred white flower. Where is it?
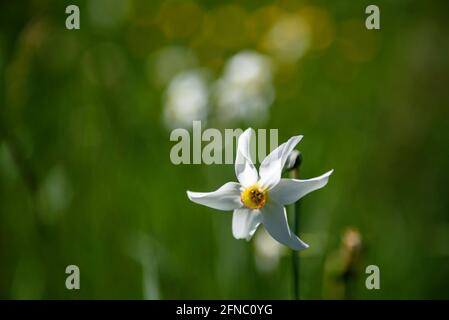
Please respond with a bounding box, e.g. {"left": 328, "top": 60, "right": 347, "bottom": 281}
{"left": 254, "top": 228, "right": 287, "bottom": 272}
{"left": 187, "top": 128, "right": 333, "bottom": 250}
{"left": 126, "top": 233, "right": 160, "bottom": 300}
{"left": 163, "top": 70, "right": 209, "bottom": 129}
{"left": 214, "top": 51, "right": 274, "bottom": 124}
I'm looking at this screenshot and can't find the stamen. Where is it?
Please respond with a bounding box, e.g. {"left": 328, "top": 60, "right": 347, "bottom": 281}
{"left": 240, "top": 185, "right": 267, "bottom": 209}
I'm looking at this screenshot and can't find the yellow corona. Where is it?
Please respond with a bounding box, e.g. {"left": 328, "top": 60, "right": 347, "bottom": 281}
{"left": 240, "top": 185, "right": 268, "bottom": 209}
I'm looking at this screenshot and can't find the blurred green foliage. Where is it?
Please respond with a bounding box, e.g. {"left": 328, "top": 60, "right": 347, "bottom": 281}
{"left": 0, "top": 0, "right": 449, "bottom": 299}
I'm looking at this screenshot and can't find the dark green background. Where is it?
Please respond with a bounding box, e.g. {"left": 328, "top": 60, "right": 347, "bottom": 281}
{"left": 0, "top": 0, "right": 448, "bottom": 299}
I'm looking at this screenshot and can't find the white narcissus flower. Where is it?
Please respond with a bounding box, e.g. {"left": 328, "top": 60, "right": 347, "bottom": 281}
{"left": 187, "top": 128, "right": 333, "bottom": 250}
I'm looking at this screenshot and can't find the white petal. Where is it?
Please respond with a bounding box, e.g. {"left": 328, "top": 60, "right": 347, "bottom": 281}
{"left": 261, "top": 202, "right": 308, "bottom": 250}
{"left": 232, "top": 208, "right": 262, "bottom": 240}
{"left": 269, "top": 170, "right": 333, "bottom": 205}
{"left": 259, "top": 135, "right": 303, "bottom": 189}
{"left": 187, "top": 182, "right": 242, "bottom": 211}
{"left": 235, "top": 128, "right": 258, "bottom": 187}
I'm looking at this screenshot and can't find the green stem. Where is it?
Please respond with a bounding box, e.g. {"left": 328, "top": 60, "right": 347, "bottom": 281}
{"left": 290, "top": 169, "right": 300, "bottom": 300}
{"left": 286, "top": 150, "right": 302, "bottom": 300}
{"left": 292, "top": 202, "right": 300, "bottom": 300}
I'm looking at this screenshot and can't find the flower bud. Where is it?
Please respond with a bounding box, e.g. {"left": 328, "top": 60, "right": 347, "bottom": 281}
{"left": 285, "top": 150, "right": 302, "bottom": 171}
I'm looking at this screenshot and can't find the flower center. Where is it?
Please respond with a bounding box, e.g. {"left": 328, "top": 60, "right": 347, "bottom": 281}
{"left": 240, "top": 185, "right": 267, "bottom": 209}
